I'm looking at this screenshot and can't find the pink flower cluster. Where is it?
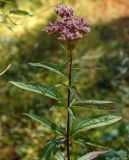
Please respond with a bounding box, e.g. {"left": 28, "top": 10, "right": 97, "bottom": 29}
{"left": 43, "top": 5, "right": 91, "bottom": 41}
{"left": 54, "top": 5, "right": 73, "bottom": 18}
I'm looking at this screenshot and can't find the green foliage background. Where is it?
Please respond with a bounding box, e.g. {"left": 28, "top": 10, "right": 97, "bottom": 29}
{"left": 0, "top": 0, "right": 129, "bottom": 159}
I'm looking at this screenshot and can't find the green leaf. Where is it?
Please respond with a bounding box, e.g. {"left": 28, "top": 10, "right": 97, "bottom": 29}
{"left": 68, "top": 107, "right": 76, "bottom": 132}
{"left": 74, "top": 134, "right": 108, "bottom": 149}
{"left": 41, "top": 137, "right": 58, "bottom": 160}
{"left": 58, "top": 41, "right": 67, "bottom": 51}
{"left": 0, "top": 64, "right": 11, "bottom": 76}
{"left": 78, "top": 151, "right": 107, "bottom": 160}
{"left": 84, "top": 142, "right": 107, "bottom": 148}
{"left": 10, "top": 9, "right": 32, "bottom": 16}
{"left": 74, "top": 99, "right": 114, "bottom": 105}
{"left": 73, "top": 114, "right": 121, "bottom": 135}
{"left": 23, "top": 113, "right": 64, "bottom": 135}
{"left": 68, "top": 106, "right": 76, "bottom": 132}
{"left": 56, "top": 153, "right": 65, "bottom": 160}
{"left": 70, "top": 97, "right": 77, "bottom": 107}
{"left": 29, "top": 62, "right": 66, "bottom": 76}
{"left": 70, "top": 86, "right": 80, "bottom": 99}
{"left": 41, "top": 137, "right": 65, "bottom": 160}
{"left": 54, "top": 83, "right": 67, "bottom": 88}
{"left": 9, "top": 82, "right": 64, "bottom": 102}
{"left": 41, "top": 139, "right": 54, "bottom": 160}
{"left": 68, "top": 108, "right": 76, "bottom": 120}
{"left": 72, "top": 99, "right": 116, "bottom": 111}
{"left": 49, "top": 104, "right": 64, "bottom": 111}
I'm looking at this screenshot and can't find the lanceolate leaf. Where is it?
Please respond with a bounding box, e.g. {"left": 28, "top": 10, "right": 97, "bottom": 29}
{"left": 29, "top": 62, "right": 66, "bottom": 76}
{"left": 74, "top": 133, "right": 108, "bottom": 149}
{"left": 73, "top": 114, "right": 121, "bottom": 134}
{"left": 23, "top": 113, "right": 64, "bottom": 135}
{"left": 72, "top": 99, "right": 116, "bottom": 111}
{"left": 68, "top": 107, "right": 76, "bottom": 131}
{"left": 78, "top": 151, "right": 107, "bottom": 160}
{"left": 9, "top": 82, "right": 64, "bottom": 102}
{"left": 70, "top": 97, "right": 77, "bottom": 107}
{"left": 70, "top": 86, "right": 81, "bottom": 99}
{"left": 68, "top": 108, "right": 76, "bottom": 120}
{"left": 10, "top": 9, "right": 32, "bottom": 16}
{"left": 56, "top": 153, "right": 65, "bottom": 160}
{"left": 73, "top": 105, "right": 116, "bottom": 111}
{"left": 58, "top": 41, "right": 67, "bottom": 51}
{"left": 49, "top": 104, "right": 64, "bottom": 111}
{"left": 54, "top": 83, "right": 67, "bottom": 88}
{"left": 73, "top": 99, "right": 114, "bottom": 105}
{"left": 0, "top": 64, "right": 11, "bottom": 76}
{"left": 41, "top": 139, "right": 54, "bottom": 160}
{"left": 41, "top": 137, "right": 59, "bottom": 160}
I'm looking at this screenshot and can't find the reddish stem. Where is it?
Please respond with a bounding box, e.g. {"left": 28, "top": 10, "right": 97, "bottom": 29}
{"left": 66, "top": 42, "right": 73, "bottom": 160}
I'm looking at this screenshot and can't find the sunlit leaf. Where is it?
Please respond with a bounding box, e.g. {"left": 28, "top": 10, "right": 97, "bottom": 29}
{"left": 73, "top": 114, "right": 121, "bottom": 135}
{"left": 72, "top": 99, "right": 116, "bottom": 111}
{"left": 78, "top": 151, "right": 107, "bottom": 160}
{"left": 10, "top": 9, "right": 32, "bottom": 16}
{"left": 0, "top": 64, "right": 11, "bottom": 76}
{"left": 9, "top": 82, "right": 64, "bottom": 102}
{"left": 29, "top": 62, "right": 66, "bottom": 76}
{"left": 23, "top": 113, "right": 64, "bottom": 135}
{"left": 56, "top": 152, "right": 65, "bottom": 160}
{"left": 73, "top": 99, "right": 114, "bottom": 105}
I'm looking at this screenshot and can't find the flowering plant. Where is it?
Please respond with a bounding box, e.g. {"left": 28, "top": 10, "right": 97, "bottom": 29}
{"left": 44, "top": 5, "right": 90, "bottom": 41}
{"left": 10, "top": 5, "right": 121, "bottom": 160}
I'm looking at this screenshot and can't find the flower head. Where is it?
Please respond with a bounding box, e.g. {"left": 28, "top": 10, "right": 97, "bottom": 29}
{"left": 54, "top": 5, "right": 73, "bottom": 18}
{"left": 43, "top": 5, "right": 91, "bottom": 41}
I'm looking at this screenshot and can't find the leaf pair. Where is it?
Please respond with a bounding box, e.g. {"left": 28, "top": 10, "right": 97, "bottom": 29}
{"left": 9, "top": 61, "right": 69, "bottom": 104}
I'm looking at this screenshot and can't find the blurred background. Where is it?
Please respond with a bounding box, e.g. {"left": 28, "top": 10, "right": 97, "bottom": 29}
{"left": 0, "top": 0, "right": 129, "bottom": 159}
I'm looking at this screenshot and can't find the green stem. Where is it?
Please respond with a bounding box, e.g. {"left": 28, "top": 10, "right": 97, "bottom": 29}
{"left": 66, "top": 42, "right": 73, "bottom": 160}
